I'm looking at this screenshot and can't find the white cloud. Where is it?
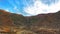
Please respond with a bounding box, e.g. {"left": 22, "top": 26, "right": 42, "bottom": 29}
{"left": 14, "top": 6, "right": 21, "bottom": 14}
{"left": 5, "top": 9, "right": 9, "bottom": 12}
{"left": 24, "top": 0, "right": 60, "bottom": 16}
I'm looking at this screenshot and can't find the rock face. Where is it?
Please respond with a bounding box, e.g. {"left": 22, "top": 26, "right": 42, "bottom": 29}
{"left": 0, "top": 9, "right": 60, "bottom": 34}
{"left": 0, "top": 9, "right": 27, "bottom": 26}
{"left": 0, "top": 9, "right": 13, "bottom": 26}
{"left": 27, "top": 11, "right": 60, "bottom": 28}
{"left": 25, "top": 11, "right": 60, "bottom": 34}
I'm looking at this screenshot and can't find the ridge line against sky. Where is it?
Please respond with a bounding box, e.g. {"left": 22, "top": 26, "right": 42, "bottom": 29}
{"left": 0, "top": 0, "right": 60, "bottom": 16}
{"left": 23, "top": 0, "right": 60, "bottom": 16}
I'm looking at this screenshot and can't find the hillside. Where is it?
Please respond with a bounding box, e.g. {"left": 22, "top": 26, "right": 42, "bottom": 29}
{"left": 25, "top": 11, "right": 60, "bottom": 34}
{"left": 29, "top": 11, "right": 60, "bottom": 28}
{"left": 0, "top": 9, "right": 60, "bottom": 34}
{"left": 0, "top": 9, "right": 28, "bottom": 26}
{"left": 28, "top": 11, "right": 60, "bottom": 34}
{"left": 0, "top": 9, "right": 13, "bottom": 26}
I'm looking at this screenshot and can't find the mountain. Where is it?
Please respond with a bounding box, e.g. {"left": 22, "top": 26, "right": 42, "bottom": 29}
{"left": 0, "top": 9, "right": 27, "bottom": 26}
{"left": 28, "top": 11, "right": 60, "bottom": 28}
{"left": 0, "top": 9, "right": 60, "bottom": 34}
{"left": 0, "top": 9, "right": 13, "bottom": 26}
{"left": 26, "top": 11, "right": 60, "bottom": 34}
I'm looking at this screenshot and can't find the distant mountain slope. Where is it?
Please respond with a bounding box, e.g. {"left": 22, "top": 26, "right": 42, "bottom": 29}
{"left": 0, "top": 9, "right": 60, "bottom": 27}
{"left": 0, "top": 9, "right": 60, "bottom": 34}
{"left": 0, "top": 9, "right": 13, "bottom": 26}
{"left": 27, "top": 11, "right": 60, "bottom": 34}
{"left": 10, "top": 13, "right": 27, "bottom": 26}
{"left": 0, "top": 9, "right": 27, "bottom": 26}
{"left": 28, "top": 11, "right": 60, "bottom": 28}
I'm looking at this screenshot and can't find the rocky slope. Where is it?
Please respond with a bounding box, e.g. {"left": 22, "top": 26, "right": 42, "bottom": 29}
{"left": 28, "top": 11, "right": 60, "bottom": 34}
{"left": 0, "top": 9, "right": 60, "bottom": 34}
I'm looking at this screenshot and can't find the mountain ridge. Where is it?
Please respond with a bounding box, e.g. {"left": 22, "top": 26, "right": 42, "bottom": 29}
{"left": 0, "top": 9, "right": 60, "bottom": 34}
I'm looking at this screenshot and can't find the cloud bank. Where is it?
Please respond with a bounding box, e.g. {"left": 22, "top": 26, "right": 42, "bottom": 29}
{"left": 23, "top": 0, "right": 60, "bottom": 16}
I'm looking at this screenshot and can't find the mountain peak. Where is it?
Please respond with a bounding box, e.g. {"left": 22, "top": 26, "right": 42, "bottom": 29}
{"left": 0, "top": 9, "right": 10, "bottom": 15}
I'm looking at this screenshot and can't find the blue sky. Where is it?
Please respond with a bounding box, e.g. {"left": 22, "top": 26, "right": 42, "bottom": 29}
{"left": 0, "top": 0, "right": 29, "bottom": 16}
{"left": 0, "top": 0, "right": 60, "bottom": 16}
